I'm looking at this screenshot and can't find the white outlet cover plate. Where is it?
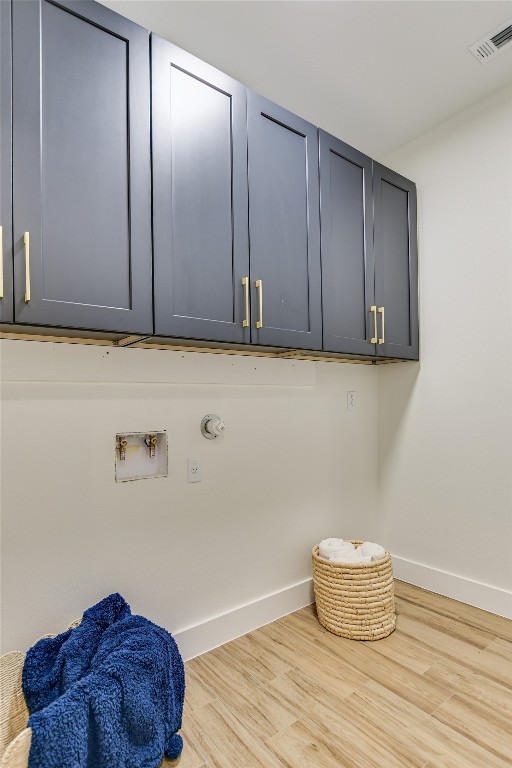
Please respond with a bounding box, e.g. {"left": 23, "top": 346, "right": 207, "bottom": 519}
{"left": 187, "top": 458, "right": 201, "bottom": 483}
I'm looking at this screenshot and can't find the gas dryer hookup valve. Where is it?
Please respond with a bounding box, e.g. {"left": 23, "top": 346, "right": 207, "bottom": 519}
{"left": 201, "top": 414, "right": 226, "bottom": 440}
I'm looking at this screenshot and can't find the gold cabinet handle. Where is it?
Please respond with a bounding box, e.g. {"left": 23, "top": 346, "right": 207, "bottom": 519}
{"left": 370, "top": 305, "right": 377, "bottom": 344}
{"left": 378, "top": 306, "right": 385, "bottom": 344}
{"left": 255, "top": 279, "right": 263, "bottom": 329}
{"left": 0, "top": 225, "right": 3, "bottom": 299}
{"left": 241, "top": 276, "right": 249, "bottom": 328}
{"left": 24, "top": 231, "right": 31, "bottom": 302}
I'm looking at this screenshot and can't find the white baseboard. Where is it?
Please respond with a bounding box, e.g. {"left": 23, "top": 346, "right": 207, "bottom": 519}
{"left": 173, "top": 578, "right": 315, "bottom": 661}
{"left": 392, "top": 555, "right": 512, "bottom": 620}
{"left": 173, "top": 560, "right": 511, "bottom": 662}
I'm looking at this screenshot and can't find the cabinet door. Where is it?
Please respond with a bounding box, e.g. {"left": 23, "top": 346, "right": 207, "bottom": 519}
{"left": 0, "top": 0, "right": 13, "bottom": 323}
{"left": 247, "top": 92, "right": 321, "bottom": 350}
{"left": 152, "top": 38, "right": 249, "bottom": 342}
{"left": 12, "top": 0, "right": 153, "bottom": 334}
{"left": 319, "top": 130, "right": 374, "bottom": 355}
{"left": 373, "top": 163, "right": 418, "bottom": 360}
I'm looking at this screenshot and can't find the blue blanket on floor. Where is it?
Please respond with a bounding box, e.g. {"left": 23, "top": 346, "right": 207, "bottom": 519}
{"left": 22, "top": 594, "right": 185, "bottom": 768}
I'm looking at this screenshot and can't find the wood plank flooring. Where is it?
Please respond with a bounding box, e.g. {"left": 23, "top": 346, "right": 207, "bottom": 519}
{"left": 166, "top": 581, "right": 512, "bottom": 768}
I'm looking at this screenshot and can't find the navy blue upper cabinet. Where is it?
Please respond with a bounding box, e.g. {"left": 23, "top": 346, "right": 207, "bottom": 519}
{"left": 373, "top": 163, "right": 419, "bottom": 360}
{"left": 152, "top": 37, "right": 250, "bottom": 343}
{"left": 319, "top": 130, "right": 375, "bottom": 356}
{"left": 11, "top": 0, "right": 153, "bottom": 334}
{"left": 0, "top": 0, "right": 13, "bottom": 323}
{"left": 4, "top": 0, "right": 418, "bottom": 358}
{"left": 319, "top": 131, "right": 418, "bottom": 360}
{"left": 247, "top": 92, "right": 322, "bottom": 350}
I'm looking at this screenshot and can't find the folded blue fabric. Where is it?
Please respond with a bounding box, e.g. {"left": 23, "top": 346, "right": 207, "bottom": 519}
{"left": 22, "top": 594, "right": 185, "bottom": 768}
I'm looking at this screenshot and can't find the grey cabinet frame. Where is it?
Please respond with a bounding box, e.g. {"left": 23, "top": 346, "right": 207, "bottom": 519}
{"left": 11, "top": 0, "right": 153, "bottom": 334}
{"left": 373, "top": 162, "right": 419, "bottom": 360}
{"left": 152, "top": 36, "right": 250, "bottom": 343}
{"left": 319, "top": 130, "right": 375, "bottom": 355}
{"left": 247, "top": 91, "right": 322, "bottom": 350}
{"left": 0, "top": 0, "right": 13, "bottom": 323}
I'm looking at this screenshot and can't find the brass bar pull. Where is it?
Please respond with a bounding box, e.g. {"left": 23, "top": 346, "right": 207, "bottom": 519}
{"left": 370, "top": 305, "right": 377, "bottom": 344}
{"left": 241, "top": 276, "right": 249, "bottom": 328}
{"left": 0, "top": 225, "right": 3, "bottom": 299}
{"left": 255, "top": 279, "right": 263, "bottom": 329}
{"left": 24, "top": 231, "right": 31, "bottom": 302}
{"left": 378, "top": 306, "right": 385, "bottom": 344}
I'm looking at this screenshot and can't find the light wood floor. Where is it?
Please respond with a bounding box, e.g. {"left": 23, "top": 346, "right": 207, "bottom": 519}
{"left": 167, "top": 581, "right": 512, "bottom": 768}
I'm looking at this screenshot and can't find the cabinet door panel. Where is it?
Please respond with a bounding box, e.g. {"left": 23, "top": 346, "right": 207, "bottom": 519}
{"left": 319, "top": 131, "right": 374, "bottom": 355}
{"left": 247, "top": 92, "right": 321, "bottom": 350}
{"left": 0, "top": 0, "right": 13, "bottom": 323}
{"left": 373, "top": 163, "right": 418, "bottom": 360}
{"left": 152, "top": 38, "right": 249, "bottom": 343}
{"left": 12, "top": 0, "right": 152, "bottom": 334}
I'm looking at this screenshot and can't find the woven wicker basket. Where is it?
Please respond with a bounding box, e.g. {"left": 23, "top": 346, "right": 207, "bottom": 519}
{"left": 0, "top": 620, "right": 81, "bottom": 768}
{"left": 312, "top": 540, "right": 396, "bottom": 640}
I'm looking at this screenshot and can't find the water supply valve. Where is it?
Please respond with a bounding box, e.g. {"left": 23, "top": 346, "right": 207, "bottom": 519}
{"left": 144, "top": 434, "right": 158, "bottom": 458}
{"left": 116, "top": 436, "right": 128, "bottom": 461}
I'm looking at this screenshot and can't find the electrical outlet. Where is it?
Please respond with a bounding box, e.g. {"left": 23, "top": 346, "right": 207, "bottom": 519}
{"left": 187, "top": 458, "right": 201, "bottom": 483}
{"left": 347, "top": 390, "right": 357, "bottom": 411}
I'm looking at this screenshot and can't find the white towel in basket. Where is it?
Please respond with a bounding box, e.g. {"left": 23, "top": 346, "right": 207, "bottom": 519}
{"left": 360, "top": 542, "right": 386, "bottom": 560}
{"left": 318, "top": 538, "right": 385, "bottom": 564}
{"left": 319, "top": 538, "right": 349, "bottom": 559}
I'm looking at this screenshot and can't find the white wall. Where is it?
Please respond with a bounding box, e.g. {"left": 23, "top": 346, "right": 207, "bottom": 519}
{"left": 378, "top": 85, "right": 512, "bottom": 615}
{"left": 0, "top": 341, "right": 378, "bottom": 655}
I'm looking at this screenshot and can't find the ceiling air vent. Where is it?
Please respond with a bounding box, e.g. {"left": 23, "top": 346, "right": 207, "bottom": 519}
{"left": 469, "top": 18, "right": 512, "bottom": 63}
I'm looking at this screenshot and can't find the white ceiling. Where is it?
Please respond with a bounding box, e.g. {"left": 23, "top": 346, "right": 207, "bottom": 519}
{"left": 100, "top": 0, "right": 512, "bottom": 158}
